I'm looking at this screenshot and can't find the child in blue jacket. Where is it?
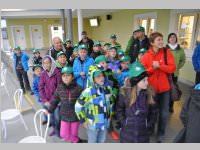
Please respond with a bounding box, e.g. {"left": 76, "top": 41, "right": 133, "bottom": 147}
{"left": 192, "top": 42, "right": 200, "bottom": 85}
{"left": 32, "top": 64, "right": 43, "bottom": 103}
{"left": 115, "top": 55, "right": 131, "bottom": 87}
{"left": 73, "top": 44, "right": 94, "bottom": 89}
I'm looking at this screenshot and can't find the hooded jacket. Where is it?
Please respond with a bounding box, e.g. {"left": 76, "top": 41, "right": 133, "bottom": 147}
{"left": 48, "top": 45, "right": 65, "bottom": 60}
{"left": 75, "top": 68, "right": 114, "bottom": 130}
{"left": 141, "top": 47, "right": 176, "bottom": 93}
{"left": 48, "top": 81, "right": 83, "bottom": 122}
{"left": 166, "top": 44, "right": 186, "bottom": 77}
{"left": 73, "top": 56, "right": 95, "bottom": 89}
{"left": 39, "top": 55, "right": 62, "bottom": 103}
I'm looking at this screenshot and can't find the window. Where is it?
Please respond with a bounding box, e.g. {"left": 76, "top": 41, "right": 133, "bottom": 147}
{"left": 134, "top": 13, "right": 157, "bottom": 37}
{"left": 177, "top": 14, "right": 195, "bottom": 50}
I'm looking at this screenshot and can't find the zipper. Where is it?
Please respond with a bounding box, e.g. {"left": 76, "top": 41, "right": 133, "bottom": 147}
{"left": 145, "top": 118, "right": 148, "bottom": 128}
{"left": 81, "top": 63, "right": 84, "bottom": 88}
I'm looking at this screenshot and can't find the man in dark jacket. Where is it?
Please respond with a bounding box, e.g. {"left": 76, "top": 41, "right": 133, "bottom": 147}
{"left": 78, "top": 31, "right": 94, "bottom": 56}
{"left": 48, "top": 36, "right": 64, "bottom": 60}
{"left": 63, "top": 39, "right": 74, "bottom": 62}
{"left": 129, "top": 27, "right": 149, "bottom": 63}
{"left": 32, "top": 49, "right": 42, "bottom": 65}
{"left": 90, "top": 41, "right": 102, "bottom": 60}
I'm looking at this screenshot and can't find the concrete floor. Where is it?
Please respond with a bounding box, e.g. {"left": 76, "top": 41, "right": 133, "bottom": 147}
{"left": 0, "top": 49, "right": 193, "bottom": 143}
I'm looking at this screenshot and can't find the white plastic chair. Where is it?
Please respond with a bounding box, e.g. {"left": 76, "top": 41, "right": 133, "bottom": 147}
{"left": 0, "top": 68, "right": 10, "bottom": 96}
{"left": 1, "top": 89, "right": 28, "bottom": 139}
{"left": 19, "top": 109, "right": 50, "bottom": 143}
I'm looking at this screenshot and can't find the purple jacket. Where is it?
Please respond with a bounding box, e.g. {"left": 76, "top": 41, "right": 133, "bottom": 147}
{"left": 39, "top": 56, "right": 62, "bottom": 103}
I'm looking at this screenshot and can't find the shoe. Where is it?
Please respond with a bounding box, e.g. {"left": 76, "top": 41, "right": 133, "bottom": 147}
{"left": 111, "top": 131, "right": 120, "bottom": 140}
{"left": 49, "top": 130, "right": 56, "bottom": 136}
{"left": 42, "top": 121, "right": 47, "bottom": 125}
{"left": 157, "top": 136, "right": 164, "bottom": 143}
{"left": 30, "top": 91, "right": 34, "bottom": 95}
{"left": 77, "top": 138, "right": 87, "bottom": 143}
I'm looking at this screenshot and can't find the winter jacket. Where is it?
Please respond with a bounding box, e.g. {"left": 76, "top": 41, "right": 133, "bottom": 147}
{"left": 73, "top": 56, "right": 95, "bottom": 89}
{"left": 39, "top": 56, "right": 62, "bottom": 103}
{"left": 115, "top": 68, "right": 129, "bottom": 87}
{"left": 79, "top": 38, "right": 94, "bottom": 55}
{"left": 125, "top": 36, "right": 134, "bottom": 55}
{"left": 90, "top": 51, "right": 102, "bottom": 60}
{"left": 13, "top": 52, "right": 30, "bottom": 72}
{"left": 175, "top": 89, "right": 200, "bottom": 143}
{"left": 141, "top": 47, "right": 176, "bottom": 93}
{"left": 64, "top": 46, "right": 73, "bottom": 61}
{"left": 192, "top": 43, "right": 200, "bottom": 71}
{"left": 166, "top": 44, "right": 186, "bottom": 77}
{"left": 129, "top": 36, "right": 149, "bottom": 63}
{"left": 32, "top": 56, "right": 42, "bottom": 65}
{"left": 48, "top": 81, "right": 83, "bottom": 122}
{"left": 117, "top": 88, "right": 157, "bottom": 143}
{"left": 75, "top": 67, "right": 114, "bottom": 130}
{"left": 48, "top": 45, "right": 64, "bottom": 60}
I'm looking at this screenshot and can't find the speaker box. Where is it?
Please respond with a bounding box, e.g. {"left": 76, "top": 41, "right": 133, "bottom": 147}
{"left": 106, "top": 15, "right": 112, "bottom": 20}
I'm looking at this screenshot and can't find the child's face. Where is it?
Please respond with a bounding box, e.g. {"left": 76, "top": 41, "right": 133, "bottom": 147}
{"left": 99, "top": 61, "right": 107, "bottom": 70}
{"left": 121, "top": 61, "right": 130, "bottom": 70}
{"left": 57, "top": 55, "right": 67, "bottom": 65}
{"left": 94, "top": 73, "right": 105, "bottom": 86}
{"left": 62, "top": 73, "right": 74, "bottom": 85}
{"left": 66, "top": 42, "right": 71, "bottom": 48}
{"left": 137, "top": 77, "right": 148, "bottom": 90}
{"left": 103, "top": 45, "right": 109, "bottom": 51}
{"left": 34, "top": 67, "right": 42, "bottom": 77}
{"left": 108, "top": 49, "right": 117, "bottom": 58}
{"left": 43, "top": 58, "right": 52, "bottom": 71}
{"left": 79, "top": 49, "right": 87, "bottom": 60}
{"left": 34, "top": 52, "right": 40, "bottom": 58}
{"left": 15, "top": 50, "right": 21, "bottom": 55}
{"left": 93, "top": 46, "right": 101, "bottom": 52}
{"left": 151, "top": 36, "right": 164, "bottom": 50}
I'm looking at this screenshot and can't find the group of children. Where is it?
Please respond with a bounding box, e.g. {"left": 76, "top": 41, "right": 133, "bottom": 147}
{"left": 25, "top": 33, "right": 153, "bottom": 143}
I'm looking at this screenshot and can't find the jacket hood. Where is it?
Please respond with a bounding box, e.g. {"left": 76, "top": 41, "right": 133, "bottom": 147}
{"left": 42, "top": 55, "right": 57, "bottom": 77}
{"left": 166, "top": 44, "right": 181, "bottom": 50}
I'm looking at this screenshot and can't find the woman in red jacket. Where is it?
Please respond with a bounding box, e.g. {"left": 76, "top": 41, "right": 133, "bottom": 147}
{"left": 141, "top": 32, "right": 176, "bottom": 142}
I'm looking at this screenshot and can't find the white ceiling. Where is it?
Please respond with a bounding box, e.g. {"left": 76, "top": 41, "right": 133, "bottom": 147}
{"left": 1, "top": 9, "right": 119, "bottom": 19}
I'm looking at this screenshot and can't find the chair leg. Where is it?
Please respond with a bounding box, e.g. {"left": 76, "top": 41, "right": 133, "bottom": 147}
{"left": 19, "top": 114, "right": 28, "bottom": 130}
{"left": 2, "top": 120, "right": 7, "bottom": 139}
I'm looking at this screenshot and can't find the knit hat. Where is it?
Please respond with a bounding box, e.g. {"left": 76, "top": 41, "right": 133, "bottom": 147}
{"left": 78, "top": 44, "right": 88, "bottom": 50}
{"left": 120, "top": 55, "right": 131, "bottom": 62}
{"left": 14, "top": 46, "right": 21, "bottom": 51}
{"left": 57, "top": 51, "right": 66, "bottom": 59}
{"left": 128, "top": 62, "right": 147, "bottom": 86}
{"left": 93, "top": 41, "right": 101, "bottom": 47}
{"left": 32, "top": 49, "right": 40, "bottom": 54}
{"left": 110, "top": 34, "right": 117, "bottom": 39}
{"left": 32, "top": 64, "right": 42, "bottom": 71}
{"left": 95, "top": 55, "right": 106, "bottom": 64}
{"left": 61, "top": 66, "right": 73, "bottom": 74}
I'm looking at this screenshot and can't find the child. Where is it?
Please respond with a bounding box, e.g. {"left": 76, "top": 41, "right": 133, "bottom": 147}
{"left": 117, "top": 48, "right": 125, "bottom": 60}
{"left": 40, "top": 55, "right": 62, "bottom": 137}
{"left": 69, "top": 44, "right": 79, "bottom": 65}
{"left": 32, "top": 64, "right": 42, "bottom": 103}
{"left": 32, "top": 49, "right": 42, "bottom": 65}
{"left": 45, "top": 66, "right": 83, "bottom": 143}
{"left": 75, "top": 68, "right": 114, "bottom": 143}
{"left": 63, "top": 39, "right": 74, "bottom": 61}
{"left": 90, "top": 41, "right": 102, "bottom": 60}
{"left": 13, "top": 46, "right": 32, "bottom": 94}
{"left": 73, "top": 44, "right": 94, "bottom": 89}
{"left": 137, "top": 48, "right": 147, "bottom": 63}
{"left": 115, "top": 55, "right": 131, "bottom": 87}
{"left": 106, "top": 45, "right": 120, "bottom": 74}
{"left": 56, "top": 51, "right": 69, "bottom": 70}
{"left": 117, "top": 62, "right": 157, "bottom": 143}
